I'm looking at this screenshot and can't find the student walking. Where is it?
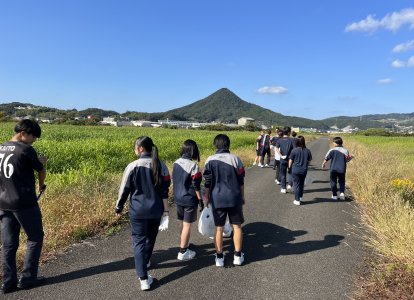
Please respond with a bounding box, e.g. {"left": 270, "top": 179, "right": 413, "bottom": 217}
{"left": 115, "top": 136, "right": 171, "bottom": 291}
{"left": 172, "top": 140, "right": 202, "bottom": 261}
{"left": 275, "top": 126, "right": 295, "bottom": 193}
{"left": 203, "top": 134, "right": 246, "bottom": 267}
{"left": 271, "top": 129, "right": 282, "bottom": 184}
{"left": 260, "top": 129, "right": 272, "bottom": 167}
{"left": 288, "top": 136, "right": 312, "bottom": 205}
{"left": 322, "top": 137, "right": 352, "bottom": 200}
{"left": 253, "top": 130, "right": 264, "bottom": 166}
{"left": 0, "top": 119, "right": 47, "bottom": 294}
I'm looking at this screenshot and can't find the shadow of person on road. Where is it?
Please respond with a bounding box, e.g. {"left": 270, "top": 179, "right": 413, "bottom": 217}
{"left": 302, "top": 197, "right": 353, "bottom": 205}
{"left": 149, "top": 236, "right": 234, "bottom": 288}
{"left": 242, "top": 222, "right": 344, "bottom": 264}
{"left": 46, "top": 256, "right": 136, "bottom": 285}
{"left": 44, "top": 236, "right": 233, "bottom": 289}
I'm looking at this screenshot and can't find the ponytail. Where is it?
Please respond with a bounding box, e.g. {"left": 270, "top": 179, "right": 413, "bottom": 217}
{"left": 135, "top": 136, "right": 163, "bottom": 190}
{"left": 151, "top": 144, "right": 162, "bottom": 190}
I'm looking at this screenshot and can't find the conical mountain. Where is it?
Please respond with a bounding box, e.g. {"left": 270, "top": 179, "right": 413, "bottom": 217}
{"left": 164, "top": 88, "right": 324, "bottom": 127}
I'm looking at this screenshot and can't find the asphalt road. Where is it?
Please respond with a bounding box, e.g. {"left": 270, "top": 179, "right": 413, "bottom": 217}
{"left": 3, "top": 137, "right": 365, "bottom": 300}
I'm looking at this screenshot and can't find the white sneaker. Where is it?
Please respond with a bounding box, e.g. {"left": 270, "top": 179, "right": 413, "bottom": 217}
{"left": 293, "top": 200, "right": 301, "bottom": 206}
{"left": 332, "top": 195, "right": 338, "bottom": 200}
{"left": 253, "top": 162, "right": 257, "bottom": 166}
{"left": 281, "top": 189, "right": 287, "bottom": 194}
{"left": 215, "top": 254, "right": 225, "bottom": 267}
{"left": 339, "top": 193, "right": 345, "bottom": 200}
{"left": 275, "top": 179, "right": 281, "bottom": 185}
{"left": 233, "top": 253, "right": 245, "bottom": 266}
{"left": 177, "top": 249, "right": 196, "bottom": 261}
{"left": 258, "top": 163, "right": 263, "bottom": 167}
{"left": 265, "top": 164, "right": 269, "bottom": 167}
{"left": 140, "top": 275, "right": 153, "bottom": 291}
{"left": 287, "top": 184, "right": 292, "bottom": 190}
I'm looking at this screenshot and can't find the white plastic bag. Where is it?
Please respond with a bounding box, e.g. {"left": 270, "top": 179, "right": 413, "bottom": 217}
{"left": 198, "top": 206, "right": 215, "bottom": 238}
{"left": 223, "top": 218, "right": 233, "bottom": 237}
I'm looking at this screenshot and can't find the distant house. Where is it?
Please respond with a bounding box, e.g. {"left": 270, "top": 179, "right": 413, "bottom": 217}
{"left": 238, "top": 117, "right": 255, "bottom": 126}
{"left": 131, "top": 120, "right": 152, "bottom": 127}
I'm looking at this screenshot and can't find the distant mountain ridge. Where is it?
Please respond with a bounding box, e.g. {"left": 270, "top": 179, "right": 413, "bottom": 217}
{"left": 1, "top": 89, "right": 414, "bottom": 130}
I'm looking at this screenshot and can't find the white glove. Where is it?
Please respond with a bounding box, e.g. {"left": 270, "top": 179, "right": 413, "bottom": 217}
{"left": 158, "top": 216, "right": 169, "bottom": 231}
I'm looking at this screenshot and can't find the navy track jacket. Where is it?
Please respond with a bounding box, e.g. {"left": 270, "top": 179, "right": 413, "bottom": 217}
{"left": 116, "top": 153, "right": 170, "bottom": 219}
{"left": 324, "top": 146, "right": 351, "bottom": 174}
{"left": 203, "top": 150, "right": 245, "bottom": 208}
{"left": 172, "top": 154, "right": 202, "bottom": 207}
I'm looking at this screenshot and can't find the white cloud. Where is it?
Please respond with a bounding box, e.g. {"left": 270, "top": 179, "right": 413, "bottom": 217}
{"left": 408, "top": 56, "right": 414, "bottom": 67}
{"left": 392, "top": 40, "right": 414, "bottom": 53}
{"left": 391, "top": 56, "right": 414, "bottom": 68}
{"left": 377, "top": 78, "right": 393, "bottom": 85}
{"left": 392, "top": 59, "right": 406, "bottom": 68}
{"left": 257, "top": 86, "right": 288, "bottom": 95}
{"left": 345, "top": 8, "right": 414, "bottom": 33}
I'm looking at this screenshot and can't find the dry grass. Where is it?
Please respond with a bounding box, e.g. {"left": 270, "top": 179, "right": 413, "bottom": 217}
{"left": 345, "top": 139, "right": 414, "bottom": 299}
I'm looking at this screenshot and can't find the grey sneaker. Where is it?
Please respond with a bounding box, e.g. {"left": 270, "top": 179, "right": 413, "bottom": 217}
{"left": 177, "top": 249, "right": 196, "bottom": 261}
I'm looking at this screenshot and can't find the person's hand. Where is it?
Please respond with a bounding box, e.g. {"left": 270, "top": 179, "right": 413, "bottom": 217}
{"left": 321, "top": 162, "right": 326, "bottom": 169}
{"left": 115, "top": 206, "right": 123, "bottom": 216}
{"left": 281, "top": 155, "right": 287, "bottom": 160}
{"left": 159, "top": 215, "right": 169, "bottom": 231}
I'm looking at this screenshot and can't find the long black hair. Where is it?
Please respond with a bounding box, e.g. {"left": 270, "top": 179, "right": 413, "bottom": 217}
{"left": 180, "top": 139, "right": 200, "bottom": 162}
{"left": 135, "top": 136, "right": 162, "bottom": 189}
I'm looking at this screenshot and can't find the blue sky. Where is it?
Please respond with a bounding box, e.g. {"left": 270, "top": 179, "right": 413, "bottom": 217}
{"left": 1, "top": 1, "right": 413, "bottom": 120}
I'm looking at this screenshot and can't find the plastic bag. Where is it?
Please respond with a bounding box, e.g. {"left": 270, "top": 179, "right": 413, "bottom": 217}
{"left": 198, "top": 206, "right": 215, "bottom": 238}
{"left": 223, "top": 218, "right": 233, "bottom": 238}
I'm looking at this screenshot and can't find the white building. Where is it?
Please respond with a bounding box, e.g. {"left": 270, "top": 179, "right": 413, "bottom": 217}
{"left": 238, "top": 117, "right": 255, "bottom": 126}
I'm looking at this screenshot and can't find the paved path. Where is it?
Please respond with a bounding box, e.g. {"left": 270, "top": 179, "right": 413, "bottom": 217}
{"left": 3, "top": 137, "right": 364, "bottom": 300}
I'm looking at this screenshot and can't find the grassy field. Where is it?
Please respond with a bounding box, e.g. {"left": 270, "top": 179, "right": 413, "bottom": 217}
{"left": 0, "top": 123, "right": 258, "bottom": 266}
{"left": 344, "top": 135, "right": 414, "bottom": 298}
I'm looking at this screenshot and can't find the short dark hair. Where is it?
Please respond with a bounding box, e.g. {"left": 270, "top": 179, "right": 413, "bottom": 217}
{"left": 214, "top": 134, "right": 230, "bottom": 150}
{"left": 282, "top": 126, "right": 291, "bottom": 136}
{"left": 181, "top": 139, "right": 200, "bottom": 162}
{"left": 14, "top": 119, "right": 42, "bottom": 138}
{"left": 333, "top": 136, "right": 343, "bottom": 146}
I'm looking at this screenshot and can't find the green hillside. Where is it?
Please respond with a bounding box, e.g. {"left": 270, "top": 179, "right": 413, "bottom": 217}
{"left": 163, "top": 88, "right": 327, "bottom": 128}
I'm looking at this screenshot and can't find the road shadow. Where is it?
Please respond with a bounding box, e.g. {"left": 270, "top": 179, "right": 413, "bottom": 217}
{"left": 242, "top": 222, "right": 344, "bottom": 264}
{"left": 304, "top": 187, "right": 332, "bottom": 193}
{"left": 44, "top": 223, "right": 343, "bottom": 289}
{"left": 302, "top": 197, "right": 353, "bottom": 205}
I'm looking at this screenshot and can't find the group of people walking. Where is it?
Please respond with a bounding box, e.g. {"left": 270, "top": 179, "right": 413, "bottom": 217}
{"left": 253, "top": 126, "right": 352, "bottom": 206}
{"left": 114, "top": 133, "right": 246, "bottom": 290}
{"left": 0, "top": 119, "right": 352, "bottom": 294}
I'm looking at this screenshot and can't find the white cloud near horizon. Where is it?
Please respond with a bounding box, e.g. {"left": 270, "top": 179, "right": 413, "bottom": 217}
{"left": 345, "top": 8, "right": 414, "bottom": 33}
{"left": 377, "top": 78, "right": 393, "bottom": 85}
{"left": 391, "top": 56, "right": 414, "bottom": 68}
{"left": 257, "top": 86, "right": 288, "bottom": 95}
{"left": 392, "top": 40, "right": 414, "bottom": 53}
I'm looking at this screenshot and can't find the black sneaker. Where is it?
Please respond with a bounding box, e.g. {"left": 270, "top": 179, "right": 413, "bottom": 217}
{"left": 18, "top": 276, "right": 46, "bottom": 289}
{"left": 1, "top": 282, "right": 18, "bottom": 294}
